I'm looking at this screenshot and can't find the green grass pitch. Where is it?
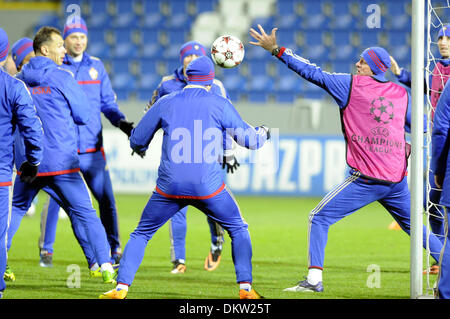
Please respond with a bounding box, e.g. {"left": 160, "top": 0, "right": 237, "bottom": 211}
{"left": 3, "top": 192, "right": 433, "bottom": 299}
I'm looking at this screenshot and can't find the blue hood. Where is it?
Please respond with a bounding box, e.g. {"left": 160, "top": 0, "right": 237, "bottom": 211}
{"left": 19, "top": 56, "right": 57, "bottom": 87}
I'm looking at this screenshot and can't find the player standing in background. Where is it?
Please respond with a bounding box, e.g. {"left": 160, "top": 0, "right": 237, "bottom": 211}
{"left": 391, "top": 24, "right": 450, "bottom": 274}
{"left": 431, "top": 79, "right": 450, "bottom": 299}
{"left": 36, "top": 16, "right": 134, "bottom": 270}
{"left": 9, "top": 38, "right": 39, "bottom": 218}
{"left": 249, "top": 24, "right": 443, "bottom": 293}
{"left": 0, "top": 28, "right": 43, "bottom": 298}
{"left": 6, "top": 26, "right": 116, "bottom": 284}
{"left": 148, "top": 41, "right": 239, "bottom": 274}
{"left": 100, "top": 56, "right": 270, "bottom": 299}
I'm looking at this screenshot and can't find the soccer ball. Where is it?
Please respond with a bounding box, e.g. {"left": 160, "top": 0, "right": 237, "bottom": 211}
{"left": 211, "top": 35, "right": 245, "bottom": 68}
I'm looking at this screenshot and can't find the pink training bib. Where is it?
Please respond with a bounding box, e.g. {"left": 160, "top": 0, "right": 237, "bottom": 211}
{"left": 431, "top": 62, "right": 450, "bottom": 119}
{"left": 343, "top": 75, "right": 409, "bottom": 183}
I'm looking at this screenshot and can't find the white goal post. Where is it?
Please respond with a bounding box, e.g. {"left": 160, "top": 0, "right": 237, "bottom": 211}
{"left": 410, "top": 0, "right": 425, "bottom": 299}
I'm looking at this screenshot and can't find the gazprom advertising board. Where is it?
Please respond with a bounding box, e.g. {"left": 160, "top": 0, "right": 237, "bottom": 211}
{"left": 102, "top": 129, "right": 349, "bottom": 197}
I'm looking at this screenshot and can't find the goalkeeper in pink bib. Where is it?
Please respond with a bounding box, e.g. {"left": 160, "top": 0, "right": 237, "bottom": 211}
{"left": 250, "top": 25, "right": 443, "bottom": 293}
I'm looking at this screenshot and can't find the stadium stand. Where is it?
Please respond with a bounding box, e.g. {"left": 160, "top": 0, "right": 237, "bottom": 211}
{"left": 33, "top": 0, "right": 412, "bottom": 102}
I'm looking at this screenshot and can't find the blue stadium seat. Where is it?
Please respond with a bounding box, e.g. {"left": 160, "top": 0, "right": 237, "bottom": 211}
{"left": 114, "top": 88, "right": 134, "bottom": 100}
{"left": 246, "top": 75, "right": 274, "bottom": 92}
{"left": 141, "top": 43, "right": 162, "bottom": 59}
{"left": 194, "top": 0, "right": 217, "bottom": 13}
{"left": 164, "top": 44, "right": 182, "bottom": 60}
{"left": 251, "top": 17, "right": 276, "bottom": 31}
{"left": 274, "top": 92, "right": 296, "bottom": 103}
{"left": 388, "top": 31, "right": 408, "bottom": 47}
{"left": 164, "top": 13, "right": 192, "bottom": 29}
{"left": 276, "top": 74, "right": 304, "bottom": 93}
{"left": 143, "top": 0, "right": 162, "bottom": 14}
{"left": 111, "top": 58, "right": 130, "bottom": 75}
{"left": 277, "top": 0, "right": 295, "bottom": 15}
{"left": 248, "top": 61, "right": 268, "bottom": 76}
{"left": 113, "top": 73, "right": 136, "bottom": 90}
{"left": 221, "top": 74, "right": 246, "bottom": 92}
{"left": 302, "top": 30, "right": 324, "bottom": 47}
{"left": 305, "top": 44, "right": 327, "bottom": 62}
{"left": 358, "top": 31, "right": 380, "bottom": 48}
{"left": 169, "top": 0, "right": 189, "bottom": 14}
{"left": 331, "top": 31, "right": 351, "bottom": 46}
{"left": 166, "top": 59, "right": 180, "bottom": 74}
{"left": 330, "top": 62, "right": 353, "bottom": 74}
{"left": 166, "top": 30, "right": 186, "bottom": 47}
{"left": 247, "top": 92, "right": 270, "bottom": 103}
{"left": 138, "top": 73, "right": 161, "bottom": 90}
{"left": 332, "top": 45, "right": 357, "bottom": 62}
{"left": 137, "top": 89, "right": 153, "bottom": 102}
{"left": 140, "top": 59, "right": 158, "bottom": 75}
{"left": 330, "top": 2, "right": 358, "bottom": 30}
{"left": 277, "top": 30, "right": 297, "bottom": 48}
{"left": 275, "top": 14, "right": 301, "bottom": 31}
{"left": 87, "top": 0, "right": 110, "bottom": 27}
{"left": 113, "top": 1, "right": 137, "bottom": 28}
{"left": 88, "top": 42, "right": 112, "bottom": 59}
{"left": 389, "top": 45, "right": 410, "bottom": 63}
{"left": 245, "top": 45, "right": 271, "bottom": 61}
{"left": 141, "top": 12, "right": 165, "bottom": 28}
{"left": 302, "top": 2, "right": 328, "bottom": 29}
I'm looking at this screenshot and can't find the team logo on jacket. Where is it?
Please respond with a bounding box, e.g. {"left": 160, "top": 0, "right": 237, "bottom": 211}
{"left": 369, "top": 97, "right": 394, "bottom": 125}
{"left": 89, "top": 67, "right": 98, "bottom": 80}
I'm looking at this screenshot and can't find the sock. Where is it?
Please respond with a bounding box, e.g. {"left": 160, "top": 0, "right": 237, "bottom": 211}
{"left": 116, "top": 283, "right": 129, "bottom": 291}
{"left": 239, "top": 282, "right": 252, "bottom": 292}
{"left": 101, "top": 262, "right": 114, "bottom": 273}
{"left": 90, "top": 263, "right": 99, "bottom": 271}
{"left": 307, "top": 268, "right": 322, "bottom": 285}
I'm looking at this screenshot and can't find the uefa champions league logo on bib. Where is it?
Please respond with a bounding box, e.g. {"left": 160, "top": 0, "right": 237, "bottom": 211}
{"left": 369, "top": 97, "right": 395, "bottom": 125}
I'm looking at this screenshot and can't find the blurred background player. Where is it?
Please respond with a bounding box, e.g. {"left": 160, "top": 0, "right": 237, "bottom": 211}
{"left": 5, "top": 26, "right": 116, "bottom": 284}
{"left": 100, "top": 56, "right": 270, "bottom": 299}
{"left": 431, "top": 79, "right": 450, "bottom": 299}
{"left": 147, "top": 40, "right": 239, "bottom": 274}
{"left": 390, "top": 24, "right": 450, "bottom": 274}
{"left": 0, "top": 27, "right": 44, "bottom": 297}
{"left": 37, "top": 16, "right": 134, "bottom": 269}
{"left": 249, "top": 24, "right": 444, "bottom": 293}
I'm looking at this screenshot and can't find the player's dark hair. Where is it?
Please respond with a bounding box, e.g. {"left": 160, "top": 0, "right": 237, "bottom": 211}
{"left": 33, "top": 26, "right": 61, "bottom": 54}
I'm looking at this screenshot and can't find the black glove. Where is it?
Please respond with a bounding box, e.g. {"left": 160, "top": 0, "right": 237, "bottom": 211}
{"left": 131, "top": 150, "right": 146, "bottom": 159}
{"left": 222, "top": 155, "right": 240, "bottom": 174}
{"left": 259, "top": 125, "right": 271, "bottom": 140}
{"left": 119, "top": 119, "right": 134, "bottom": 138}
{"left": 19, "top": 161, "right": 39, "bottom": 184}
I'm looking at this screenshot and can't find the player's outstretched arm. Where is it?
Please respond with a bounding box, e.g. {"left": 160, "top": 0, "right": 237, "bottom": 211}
{"left": 249, "top": 24, "right": 351, "bottom": 108}
{"left": 130, "top": 98, "right": 163, "bottom": 156}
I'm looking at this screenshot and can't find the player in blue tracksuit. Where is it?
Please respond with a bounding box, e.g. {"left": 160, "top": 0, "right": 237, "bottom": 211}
{"left": 100, "top": 56, "right": 270, "bottom": 299}
{"left": 0, "top": 28, "right": 43, "bottom": 297}
{"left": 37, "top": 17, "right": 134, "bottom": 269}
{"left": 249, "top": 25, "right": 443, "bottom": 293}
{"left": 431, "top": 80, "right": 450, "bottom": 299}
{"left": 6, "top": 26, "right": 116, "bottom": 283}
{"left": 148, "top": 41, "right": 238, "bottom": 273}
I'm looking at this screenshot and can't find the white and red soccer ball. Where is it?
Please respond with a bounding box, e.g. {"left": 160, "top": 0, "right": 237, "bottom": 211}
{"left": 210, "top": 35, "right": 245, "bottom": 68}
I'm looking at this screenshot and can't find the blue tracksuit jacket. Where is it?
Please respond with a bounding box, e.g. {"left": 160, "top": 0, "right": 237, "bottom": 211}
{"left": 15, "top": 56, "right": 90, "bottom": 175}
{"left": 432, "top": 80, "right": 450, "bottom": 206}
{"left": 61, "top": 53, "right": 125, "bottom": 153}
{"left": 0, "top": 67, "right": 43, "bottom": 183}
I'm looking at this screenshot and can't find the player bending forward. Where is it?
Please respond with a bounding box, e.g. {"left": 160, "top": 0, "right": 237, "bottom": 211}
{"left": 100, "top": 56, "right": 270, "bottom": 299}
{"left": 249, "top": 24, "right": 443, "bottom": 293}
